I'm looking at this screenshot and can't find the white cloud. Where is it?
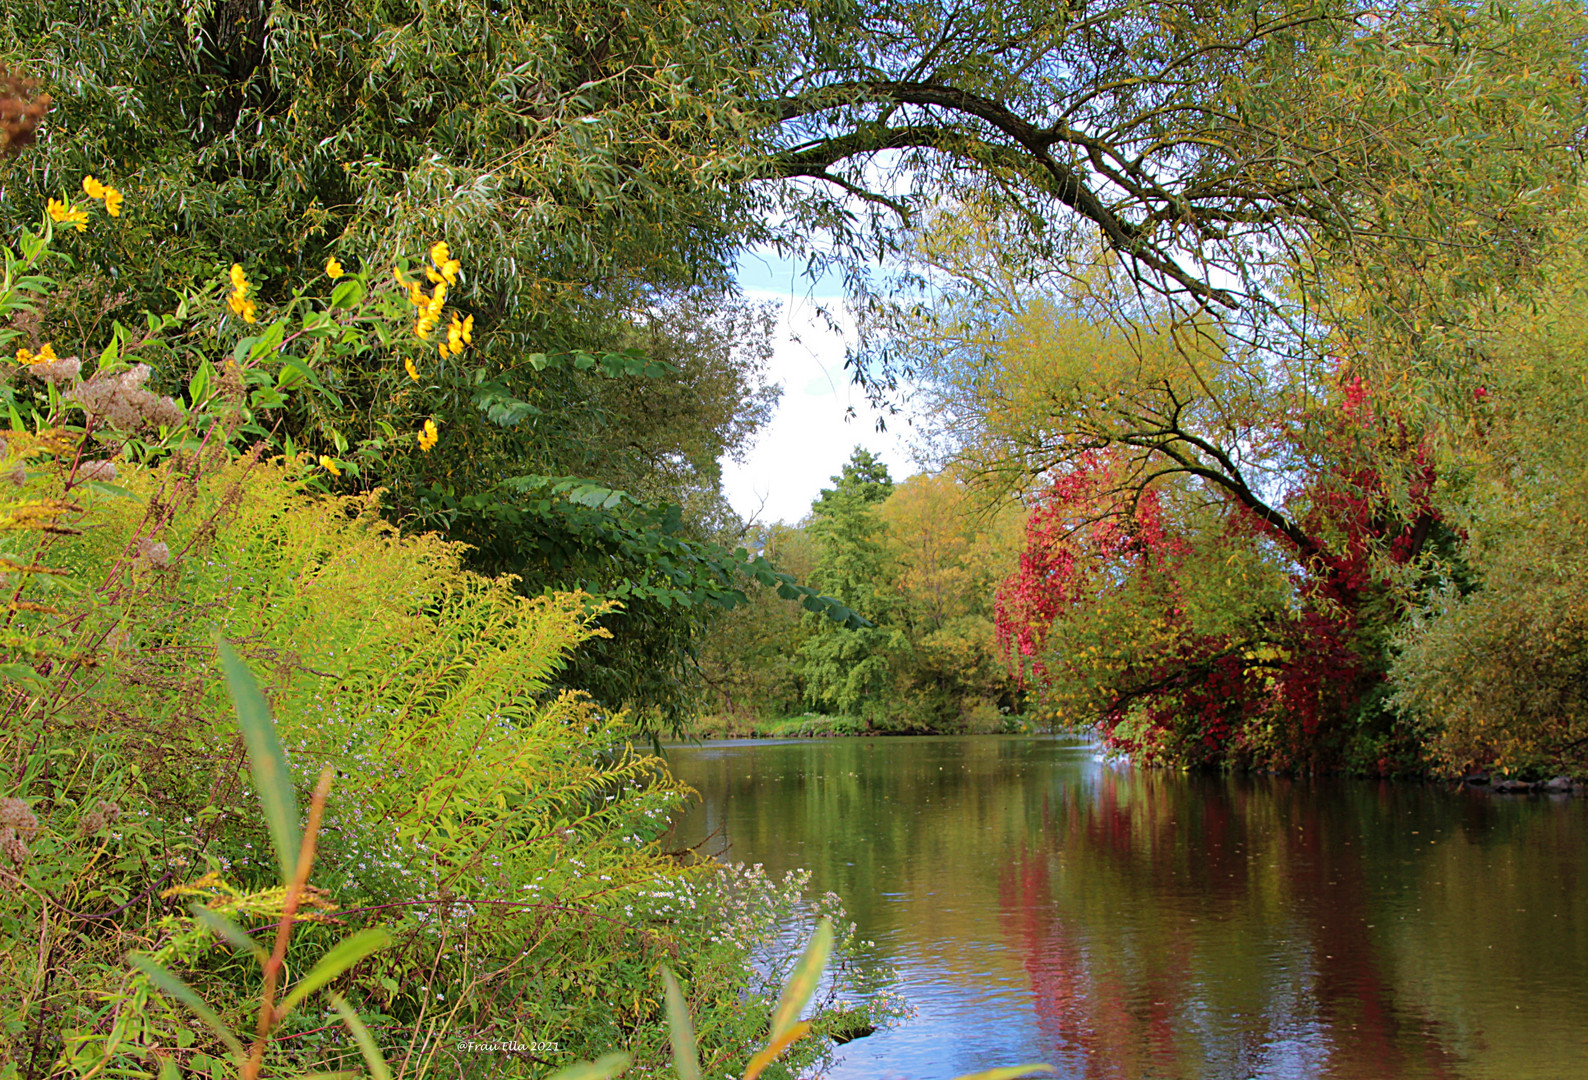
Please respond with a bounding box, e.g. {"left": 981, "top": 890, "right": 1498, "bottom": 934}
{"left": 723, "top": 290, "right": 919, "bottom": 525}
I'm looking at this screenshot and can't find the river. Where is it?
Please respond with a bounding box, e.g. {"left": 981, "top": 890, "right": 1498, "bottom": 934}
{"left": 663, "top": 735, "right": 1588, "bottom": 1080}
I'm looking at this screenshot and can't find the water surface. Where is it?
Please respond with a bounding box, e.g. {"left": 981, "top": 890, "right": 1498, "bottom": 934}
{"left": 665, "top": 736, "right": 1588, "bottom": 1080}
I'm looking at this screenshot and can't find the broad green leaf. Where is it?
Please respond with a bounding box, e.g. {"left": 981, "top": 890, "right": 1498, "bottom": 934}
{"left": 660, "top": 967, "right": 700, "bottom": 1080}
{"left": 329, "top": 278, "right": 365, "bottom": 309}
{"left": 129, "top": 955, "right": 244, "bottom": 1057}
{"left": 544, "top": 1052, "right": 630, "bottom": 1080}
{"left": 248, "top": 320, "right": 287, "bottom": 361}
{"left": 278, "top": 929, "right": 393, "bottom": 1017}
{"left": 216, "top": 639, "right": 300, "bottom": 882}
{"left": 768, "top": 917, "right": 833, "bottom": 1043}
{"left": 188, "top": 360, "right": 213, "bottom": 404}
{"left": 328, "top": 993, "right": 392, "bottom": 1080}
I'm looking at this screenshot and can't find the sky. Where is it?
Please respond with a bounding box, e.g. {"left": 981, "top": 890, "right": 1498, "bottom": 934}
{"left": 722, "top": 249, "right": 920, "bottom": 525}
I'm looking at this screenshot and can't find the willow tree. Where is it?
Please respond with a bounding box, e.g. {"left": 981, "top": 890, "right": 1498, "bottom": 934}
{"left": 0, "top": 0, "right": 856, "bottom": 720}
{"left": 750, "top": 1, "right": 1585, "bottom": 380}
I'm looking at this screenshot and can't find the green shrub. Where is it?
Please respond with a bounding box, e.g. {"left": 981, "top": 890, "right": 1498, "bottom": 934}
{"left": 0, "top": 198, "right": 888, "bottom": 1079}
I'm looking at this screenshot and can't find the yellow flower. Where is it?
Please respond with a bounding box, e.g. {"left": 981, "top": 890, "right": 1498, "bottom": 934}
{"left": 415, "top": 316, "right": 435, "bottom": 340}
{"left": 47, "top": 198, "right": 89, "bottom": 232}
{"left": 325, "top": 256, "right": 344, "bottom": 279}
{"left": 14, "top": 343, "right": 54, "bottom": 365}
{"left": 441, "top": 258, "right": 461, "bottom": 286}
{"left": 447, "top": 312, "right": 467, "bottom": 355}
{"left": 426, "top": 282, "right": 446, "bottom": 317}
{"left": 417, "top": 418, "right": 439, "bottom": 452}
{"left": 438, "top": 342, "right": 448, "bottom": 358}
{"left": 405, "top": 356, "right": 420, "bottom": 382}
{"left": 82, "top": 176, "right": 123, "bottom": 217}
{"left": 461, "top": 314, "right": 473, "bottom": 345}
{"left": 318, "top": 455, "right": 341, "bottom": 477}
{"left": 430, "top": 241, "right": 451, "bottom": 267}
{"left": 227, "top": 265, "right": 257, "bottom": 323}
{"left": 228, "top": 292, "right": 257, "bottom": 323}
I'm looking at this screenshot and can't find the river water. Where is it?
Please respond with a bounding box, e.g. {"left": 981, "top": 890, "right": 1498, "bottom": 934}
{"left": 663, "top": 735, "right": 1588, "bottom": 1080}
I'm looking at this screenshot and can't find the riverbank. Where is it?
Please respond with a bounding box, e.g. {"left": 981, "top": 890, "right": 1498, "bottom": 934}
{"left": 691, "top": 711, "right": 1038, "bottom": 739}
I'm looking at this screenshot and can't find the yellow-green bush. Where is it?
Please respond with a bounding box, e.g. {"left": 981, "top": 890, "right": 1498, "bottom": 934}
{"left": 0, "top": 202, "right": 885, "bottom": 1080}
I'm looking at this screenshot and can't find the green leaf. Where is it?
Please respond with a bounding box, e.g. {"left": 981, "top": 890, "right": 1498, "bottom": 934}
{"left": 87, "top": 481, "right": 139, "bottom": 501}
{"left": 329, "top": 992, "right": 393, "bottom": 1080}
{"left": 544, "top": 1053, "right": 630, "bottom": 1080}
{"left": 278, "top": 929, "right": 393, "bottom": 1018}
{"left": 0, "top": 663, "right": 45, "bottom": 693}
{"left": 278, "top": 358, "right": 312, "bottom": 390}
{"left": 215, "top": 639, "right": 300, "bottom": 882}
{"left": 248, "top": 321, "right": 287, "bottom": 361}
{"left": 768, "top": 917, "right": 834, "bottom": 1043}
{"left": 329, "top": 278, "right": 365, "bottom": 310}
{"left": 190, "top": 904, "right": 268, "bottom": 963}
{"left": 188, "top": 360, "right": 214, "bottom": 404}
{"left": 129, "top": 955, "right": 245, "bottom": 1058}
{"left": 660, "top": 968, "right": 700, "bottom": 1080}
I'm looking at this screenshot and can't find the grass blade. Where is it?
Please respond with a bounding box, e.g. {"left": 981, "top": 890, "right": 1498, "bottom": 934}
{"left": 768, "top": 917, "right": 833, "bottom": 1043}
{"left": 742, "top": 1021, "right": 811, "bottom": 1080}
{"left": 329, "top": 992, "right": 393, "bottom": 1080}
{"left": 217, "top": 638, "right": 301, "bottom": 882}
{"left": 129, "top": 955, "right": 245, "bottom": 1058}
{"left": 660, "top": 967, "right": 700, "bottom": 1080}
{"left": 544, "top": 1052, "right": 630, "bottom": 1080}
{"left": 190, "top": 903, "right": 268, "bottom": 963}
{"left": 278, "top": 929, "right": 393, "bottom": 1018}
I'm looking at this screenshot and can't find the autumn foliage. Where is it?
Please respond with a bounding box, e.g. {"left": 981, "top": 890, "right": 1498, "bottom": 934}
{"left": 996, "top": 381, "right": 1442, "bottom": 774}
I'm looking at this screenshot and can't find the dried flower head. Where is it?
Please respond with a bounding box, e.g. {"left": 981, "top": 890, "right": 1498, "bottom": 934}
{"left": 0, "top": 67, "right": 51, "bottom": 157}
{"left": 78, "top": 459, "right": 117, "bottom": 483}
{"left": 0, "top": 797, "right": 38, "bottom": 838}
{"left": 27, "top": 355, "right": 80, "bottom": 384}
{"left": 0, "top": 828, "right": 25, "bottom": 867}
{"left": 69, "top": 365, "right": 183, "bottom": 431}
{"left": 134, "top": 538, "right": 171, "bottom": 568}
{"left": 77, "top": 799, "right": 121, "bottom": 837}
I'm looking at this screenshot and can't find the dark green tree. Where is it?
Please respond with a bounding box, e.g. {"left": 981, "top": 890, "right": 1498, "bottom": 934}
{"left": 796, "top": 448, "right": 910, "bottom": 721}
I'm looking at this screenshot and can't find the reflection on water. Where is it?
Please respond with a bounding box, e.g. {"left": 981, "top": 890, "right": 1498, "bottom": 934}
{"left": 664, "top": 736, "right": 1588, "bottom": 1079}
